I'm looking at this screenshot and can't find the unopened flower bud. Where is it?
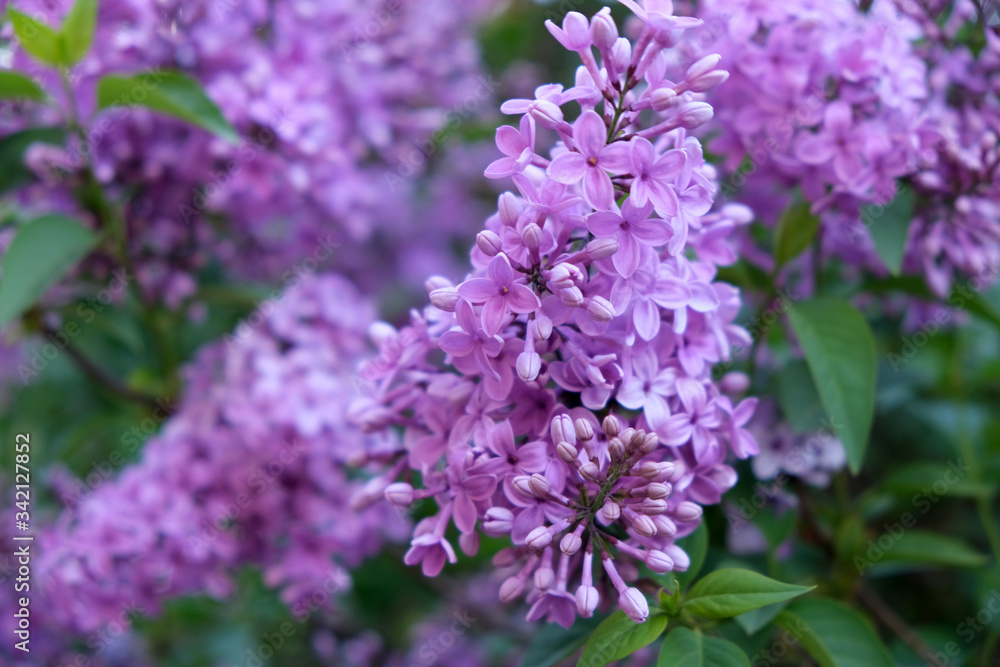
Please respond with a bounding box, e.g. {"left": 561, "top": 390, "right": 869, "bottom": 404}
{"left": 533, "top": 316, "right": 553, "bottom": 341}
{"left": 688, "top": 68, "right": 728, "bottom": 92}
{"left": 664, "top": 544, "right": 690, "bottom": 571}
{"left": 529, "top": 473, "right": 552, "bottom": 497}
{"left": 517, "top": 351, "right": 542, "bottom": 381}
{"left": 522, "top": 222, "right": 543, "bottom": 250}
{"left": 547, "top": 263, "right": 583, "bottom": 290}
{"left": 620, "top": 427, "right": 636, "bottom": 447}
{"left": 646, "top": 482, "right": 671, "bottom": 500}
{"left": 576, "top": 585, "right": 600, "bottom": 616}
{"left": 586, "top": 296, "right": 615, "bottom": 322}
{"left": 650, "top": 87, "right": 677, "bottom": 111}
{"left": 561, "top": 532, "right": 583, "bottom": 555}
{"left": 498, "top": 192, "right": 522, "bottom": 226}
{"left": 639, "top": 431, "right": 659, "bottom": 455}
{"left": 602, "top": 415, "right": 621, "bottom": 437}
{"left": 384, "top": 482, "right": 414, "bottom": 506}
{"left": 429, "top": 287, "right": 459, "bottom": 311}
{"left": 580, "top": 461, "right": 602, "bottom": 482}
{"left": 557, "top": 441, "right": 578, "bottom": 463}
{"left": 550, "top": 414, "right": 576, "bottom": 446}
{"left": 534, "top": 564, "right": 555, "bottom": 589}
{"left": 559, "top": 286, "right": 584, "bottom": 307}
{"left": 476, "top": 230, "right": 502, "bottom": 256}
{"left": 619, "top": 588, "right": 649, "bottom": 623}
{"left": 608, "top": 437, "right": 626, "bottom": 462}
{"left": 630, "top": 513, "right": 657, "bottom": 537}
{"left": 677, "top": 102, "right": 714, "bottom": 129}
{"left": 500, "top": 576, "right": 524, "bottom": 602}
{"left": 529, "top": 99, "right": 565, "bottom": 129}
{"left": 575, "top": 418, "right": 595, "bottom": 442}
{"left": 640, "top": 498, "right": 667, "bottom": 515}
{"left": 484, "top": 507, "right": 515, "bottom": 536}
{"left": 653, "top": 515, "right": 677, "bottom": 537}
{"left": 675, "top": 501, "right": 703, "bottom": 522}
{"left": 590, "top": 8, "right": 618, "bottom": 50}
{"left": 646, "top": 549, "right": 674, "bottom": 574}
{"left": 586, "top": 237, "right": 618, "bottom": 260}
{"left": 720, "top": 371, "right": 750, "bottom": 394}
{"left": 368, "top": 321, "right": 397, "bottom": 347}
{"left": 611, "top": 37, "right": 631, "bottom": 72}
{"left": 526, "top": 526, "right": 553, "bottom": 550}
{"left": 512, "top": 475, "right": 535, "bottom": 499}
{"left": 684, "top": 54, "right": 728, "bottom": 92}
{"left": 424, "top": 275, "right": 453, "bottom": 294}
{"left": 599, "top": 500, "right": 621, "bottom": 522}
{"left": 546, "top": 11, "right": 591, "bottom": 51}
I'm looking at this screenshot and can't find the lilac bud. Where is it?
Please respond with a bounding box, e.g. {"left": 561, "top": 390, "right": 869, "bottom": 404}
{"left": 512, "top": 475, "right": 535, "bottom": 499}
{"left": 580, "top": 461, "right": 602, "bottom": 482}
{"left": 575, "top": 418, "right": 595, "bottom": 442}
{"left": 720, "top": 371, "right": 750, "bottom": 394}
{"left": 591, "top": 8, "right": 618, "bottom": 50}
{"left": 517, "top": 351, "right": 542, "bottom": 381}
{"left": 424, "top": 275, "right": 453, "bottom": 294}
{"left": 602, "top": 414, "right": 621, "bottom": 438}
{"left": 677, "top": 102, "right": 714, "bottom": 129}
{"left": 547, "top": 262, "right": 584, "bottom": 290}
{"left": 534, "top": 564, "right": 555, "bottom": 590}
{"left": 550, "top": 413, "right": 576, "bottom": 446}
{"left": 630, "top": 514, "right": 657, "bottom": 537}
{"left": 526, "top": 526, "right": 553, "bottom": 550}
{"left": 498, "top": 192, "right": 522, "bottom": 226}
{"left": 646, "top": 549, "right": 674, "bottom": 574}
{"left": 599, "top": 500, "right": 621, "bottom": 522}
{"left": 688, "top": 68, "right": 729, "bottom": 92}
{"left": 650, "top": 87, "right": 677, "bottom": 111}
{"left": 576, "top": 585, "right": 600, "bottom": 616}
{"left": 639, "top": 431, "right": 659, "bottom": 455}
{"left": 534, "top": 316, "right": 553, "bottom": 341}
{"left": 522, "top": 222, "right": 543, "bottom": 250}
{"left": 459, "top": 531, "right": 480, "bottom": 557}
{"left": 559, "top": 286, "right": 585, "bottom": 307}
{"left": 686, "top": 54, "right": 722, "bottom": 81}
{"left": 557, "top": 440, "right": 578, "bottom": 463}
{"left": 721, "top": 202, "right": 754, "bottom": 225}
{"left": 500, "top": 576, "right": 524, "bottom": 602}
{"left": 561, "top": 532, "right": 583, "bottom": 555}
{"left": 619, "top": 588, "right": 649, "bottom": 623}
{"left": 384, "top": 482, "right": 414, "bottom": 506}
{"left": 529, "top": 100, "right": 565, "bottom": 130}
{"left": 685, "top": 54, "right": 728, "bottom": 92}
{"left": 586, "top": 237, "right": 618, "bottom": 260}
{"left": 608, "top": 437, "right": 626, "bottom": 462}
{"left": 368, "top": 321, "right": 397, "bottom": 347}
{"left": 675, "top": 501, "right": 703, "bottom": 522}
{"left": 611, "top": 37, "right": 631, "bottom": 72}
{"left": 653, "top": 515, "right": 677, "bottom": 537}
{"left": 639, "top": 498, "right": 667, "bottom": 515}
{"left": 546, "top": 11, "right": 592, "bottom": 51}
{"left": 429, "top": 287, "right": 459, "bottom": 312}
{"left": 664, "top": 544, "right": 691, "bottom": 571}
{"left": 483, "top": 508, "right": 515, "bottom": 536}
{"left": 587, "top": 296, "right": 615, "bottom": 322}
{"left": 476, "top": 230, "right": 502, "bottom": 256}
{"left": 620, "top": 427, "right": 636, "bottom": 447}
{"left": 646, "top": 482, "right": 671, "bottom": 500}
{"left": 528, "top": 473, "right": 552, "bottom": 497}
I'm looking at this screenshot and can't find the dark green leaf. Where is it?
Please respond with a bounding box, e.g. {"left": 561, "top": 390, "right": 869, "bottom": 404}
{"left": 776, "top": 359, "right": 826, "bottom": 433}
{"left": 682, "top": 569, "right": 813, "bottom": 619}
{"left": 734, "top": 601, "right": 788, "bottom": 636}
{"left": 7, "top": 8, "right": 63, "bottom": 66}
{"left": 59, "top": 0, "right": 98, "bottom": 65}
{"left": 773, "top": 200, "right": 820, "bottom": 269}
{"left": 0, "top": 214, "right": 99, "bottom": 327}
{"left": 870, "top": 530, "right": 987, "bottom": 569}
{"left": 0, "top": 127, "right": 67, "bottom": 196}
{"left": 775, "top": 598, "right": 893, "bottom": 667}
{"left": 864, "top": 185, "right": 914, "bottom": 276}
{"left": 657, "top": 627, "right": 750, "bottom": 667}
{"left": 0, "top": 70, "right": 46, "bottom": 101}
{"left": 578, "top": 610, "right": 668, "bottom": 667}
{"left": 787, "top": 297, "right": 877, "bottom": 473}
{"left": 520, "top": 615, "right": 605, "bottom": 667}
{"left": 96, "top": 71, "right": 239, "bottom": 143}
{"left": 881, "top": 461, "right": 994, "bottom": 499}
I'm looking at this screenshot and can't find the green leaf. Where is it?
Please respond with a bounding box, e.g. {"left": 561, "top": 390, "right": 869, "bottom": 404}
{"left": 674, "top": 522, "right": 709, "bottom": 590}
{"left": 7, "top": 8, "right": 63, "bottom": 67}
{"left": 0, "top": 214, "right": 99, "bottom": 328}
{"left": 682, "top": 569, "right": 813, "bottom": 620}
{"left": 881, "top": 461, "right": 995, "bottom": 499}
{"left": 0, "top": 127, "right": 67, "bottom": 196}
{"left": 578, "top": 610, "right": 668, "bottom": 667}
{"left": 734, "top": 601, "right": 788, "bottom": 636}
{"left": 776, "top": 359, "right": 826, "bottom": 433}
{"left": 872, "top": 530, "right": 988, "bottom": 569}
{"left": 59, "top": 0, "right": 98, "bottom": 66}
{"left": 657, "top": 627, "right": 750, "bottom": 667}
{"left": 96, "top": 71, "right": 239, "bottom": 143}
{"left": 864, "top": 185, "right": 914, "bottom": 276}
{"left": 0, "top": 70, "right": 46, "bottom": 102}
{"left": 787, "top": 297, "right": 877, "bottom": 474}
{"left": 773, "top": 200, "right": 820, "bottom": 269}
{"left": 775, "top": 598, "right": 893, "bottom": 667}
{"left": 520, "top": 615, "right": 605, "bottom": 667}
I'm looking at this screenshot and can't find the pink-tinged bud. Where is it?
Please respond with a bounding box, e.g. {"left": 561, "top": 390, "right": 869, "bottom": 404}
{"left": 424, "top": 275, "right": 453, "bottom": 293}
{"left": 677, "top": 102, "right": 714, "bottom": 129}
{"left": 460, "top": 531, "right": 480, "bottom": 557}
{"left": 590, "top": 8, "right": 618, "bottom": 50}
{"left": 534, "top": 565, "right": 555, "bottom": 590}
{"left": 664, "top": 544, "right": 691, "bottom": 571}
{"left": 498, "top": 192, "right": 522, "bottom": 226}
{"left": 675, "top": 501, "right": 703, "bottom": 522}
{"left": 512, "top": 475, "right": 534, "bottom": 499}
{"left": 477, "top": 230, "right": 502, "bottom": 256}
{"left": 575, "top": 418, "right": 595, "bottom": 442}
{"left": 580, "top": 461, "right": 602, "bottom": 482}
{"left": 611, "top": 37, "right": 631, "bottom": 72}
{"left": 602, "top": 414, "right": 621, "bottom": 438}
{"left": 384, "top": 482, "right": 414, "bottom": 506}
{"left": 650, "top": 87, "right": 677, "bottom": 111}
{"left": 646, "top": 549, "right": 674, "bottom": 574}
{"left": 639, "top": 431, "right": 659, "bottom": 455}
{"left": 550, "top": 414, "right": 576, "bottom": 447}
{"left": 686, "top": 54, "right": 722, "bottom": 81}
{"left": 576, "top": 585, "right": 600, "bottom": 617}
{"left": 522, "top": 222, "right": 543, "bottom": 250}
{"left": 483, "top": 508, "right": 515, "bottom": 536}
{"left": 620, "top": 427, "right": 636, "bottom": 447}
{"left": 630, "top": 513, "right": 657, "bottom": 537}
{"left": 368, "top": 321, "right": 397, "bottom": 347}
{"left": 688, "top": 68, "right": 729, "bottom": 92}
{"left": 720, "top": 371, "right": 751, "bottom": 394}
{"left": 561, "top": 532, "right": 583, "bottom": 555}
{"left": 529, "top": 99, "right": 565, "bottom": 129}
{"left": 500, "top": 576, "right": 524, "bottom": 602}
{"left": 559, "top": 286, "right": 584, "bottom": 307}
{"left": 429, "top": 287, "right": 459, "bottom": 312}
{"left": 547, "top": 262, "right": 584, "bottom": 290}
{"left": 608, "top": 437, "right": 626, "bottom": 462}
{"left": 599, "top": 500, "right": 621, "bottom": 523}
{"left": 721, "top": 202, "right": 754, "bottom": 225}
{"left": 529, "top": 473, "right": 552, "bottom": 497}
{"left": 653, "top": 515, "right": 677, "bottom": 537}
{"left": 517, "top": 351, "right": 542, "bottom": 381}
{"left": 646, "top": 482, "right": 671, "bottom": 500}
{"left": 619, "top": 588, "right": 649, "bottom": 623}
{"left": 545, "top": 11, "right": 591, "bottom": 51}
{"left": 534, "top": 316, "right": 554, "bottom": 341}
{"left": 586, "top": 237, "right": 618, "bottom": 260}
{"left": 639, "top": 498, "right": 667, "bottom": 515}
{"left": 587, "top": 296, "right": 615, "bottom": 322}
{"left": 526, "top": 526, "right": 553, "bottom": 550}
{"left": 557, "top": 441, "right": 578, "bottom": 463}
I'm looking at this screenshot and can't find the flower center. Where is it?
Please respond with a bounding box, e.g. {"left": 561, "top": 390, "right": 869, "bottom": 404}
{"left": 587, "top": 156, "right": 599, "bottom": 166}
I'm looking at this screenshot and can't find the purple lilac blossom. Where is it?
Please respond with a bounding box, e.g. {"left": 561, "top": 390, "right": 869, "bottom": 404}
{"left": 348, "top": 2, "right": 758, "bottom": 626}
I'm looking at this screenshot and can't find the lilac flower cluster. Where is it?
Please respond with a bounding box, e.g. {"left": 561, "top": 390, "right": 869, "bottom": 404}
{"left": 1, "top": 0, "right": 499, "bottom": 303}
{"left": 348, "top": 3, "right": 758, "bottom": 626}
{"left": 32, "top": 274, "right": 404, "bottom": 639}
